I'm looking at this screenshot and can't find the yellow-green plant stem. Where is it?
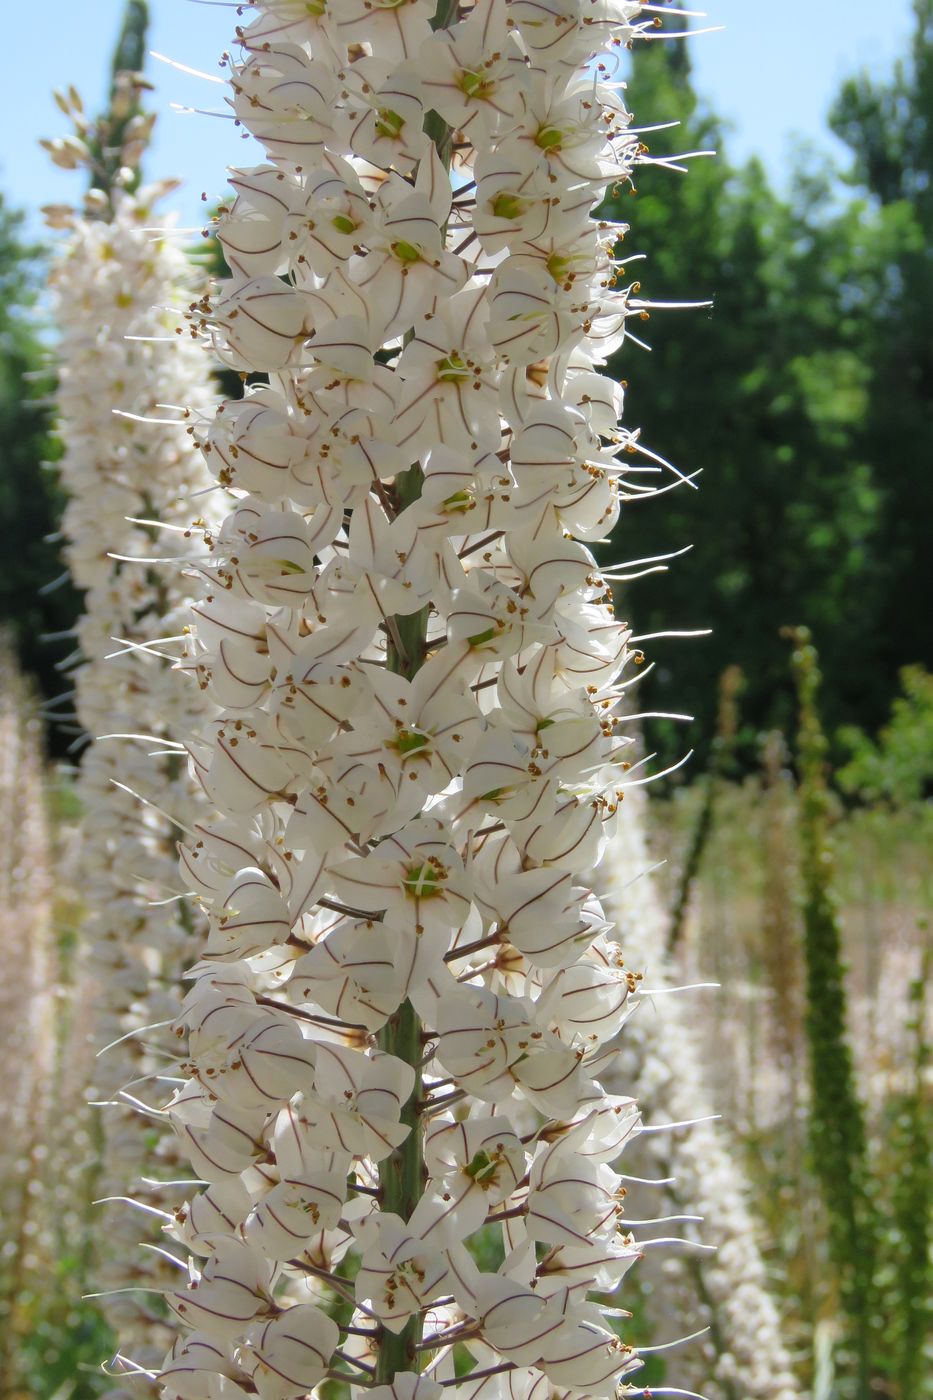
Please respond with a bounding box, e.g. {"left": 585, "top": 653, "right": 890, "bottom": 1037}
{"left": 786, "top": 627, "right": 876, "bottom": 1400}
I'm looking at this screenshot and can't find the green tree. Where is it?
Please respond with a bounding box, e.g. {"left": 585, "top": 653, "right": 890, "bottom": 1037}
{"left": 600, "top": 33, "right": 888, "bottom": 768}
{"left": 828, "top": 0, "right": 933, "bottom": 709}
{"left": 837, "top": 665, "right": 933, "bottom": 805}
{"left": 0, "top": 195, "right": 79, "bottom": 718}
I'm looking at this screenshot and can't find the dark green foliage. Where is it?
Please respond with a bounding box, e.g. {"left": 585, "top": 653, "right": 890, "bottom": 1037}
{"left": 600, "top": 17, "right": 931, "bottom": 770}
{"left": 829, "top": 0, "right": 933, "bottom": 212}
{"left": 828, "top": 0, "right": 933, "bottom": 713}
{"left": 0, "top": 195, "right": 81, "bottom": 720}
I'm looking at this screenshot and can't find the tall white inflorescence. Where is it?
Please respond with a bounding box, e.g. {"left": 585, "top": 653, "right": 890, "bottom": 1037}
{"left": 609, "top": 790, "right": 801, "bottom": 1400}
{"left": 156, "top": 2, "right": 689, "bottom": 1396}
{"left": 48, "top": 127, "right": 218, "bottom": 1380}
{"left": 0, "top": 645, "right": 54, "bottom": 1374}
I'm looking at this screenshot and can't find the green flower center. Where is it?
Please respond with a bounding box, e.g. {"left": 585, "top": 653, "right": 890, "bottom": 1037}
{"left": 437, "top": 352, "right": 469, "bottom": 383}
{"left": 535, "top": 125, "right": 564, "bottom": 150}
{"left": 464, "top": 1150, "right": 500, "bottom": 1185}
{"left": 375, "top": 108, "right": 405, "bottom": 140}
{"left": 393, "top": 239, "right": 423, "bottom": 264}
{"left": 394, "top": 729, "right": 429, "bottom": 756}
{"left": 458, "top": 68, "right": 492, "bottom": 99}
{"left": 403, "top": 861, "right": 445, "bottom": 898}
{"left": 443, "top": 489, "right": 475, "bottom": 514}
{"left": 491, "top": 192, "right": 528, "bottom": 221}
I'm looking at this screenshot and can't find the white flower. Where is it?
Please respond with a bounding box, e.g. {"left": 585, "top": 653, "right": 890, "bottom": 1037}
{"left": 206, "top": 868, "right": 292, "bottom": 960}
{"left": 535, "top": 936, "right": 635, "bottom": 1042}
{"left": 393, "top": 287, "right": 499, "bottom": 454}
{"left": 290, "top": 920, "right": 416, "bottom": 1030}
{"left": 206, "top": 276, "right": 312, "bottom": 372}
{"left": 170, "top": 1179, "right": 254, "bottom": 1257}
{"left": 217, "top": 165, "right": 301, "bottom": 278}
{"left": 408, "top": 1114, "right": 526, "bottom": 1246}
{"left": 353, "top": 210, "right": 467, "bottom": 345}
{"left": 507, "top": 0, "right": 643, "bottom": 69}
{"left": 506, "top": 74, "right": 636, "bottom": 185}
{"left": 288, "top": 159, "right": 374, "bottom": 278}
{"left": 338, "top": 59, "right": 430, "bottom": 176}
{"left": 525, "top": 1118, "right": 623, "bottom": 1246}
{"left": 473, "top": 151, "right": 594, "bottom": 256}
{"left": 329, "top": 658, "right": 485, "bottom": 814}
{"left": 169, "top": 1082, "right": 268, "bottom": 1184}
{"left": 240, "top": 1304, "right": 340, "bottom": 1398}
{"left": 201, "top": 710, "right": 306, "bottom": 814}
{"left": 294, "top": 1043, "right": 415, "bottom": 1161}
{"left": 418, "top": 0, "right": 526, "bottom": 139}
{"left": 355, "top": 1213, "right": 451, "bottom": 1331}
{"left": 168, "top": 1238, "right": 276, "bottom": 1341}
{"left": 159, "top": 1331, "right": 248, "bottom": 1399}
{"left": 481, "top": 863, "right": 593, "bottom": 968}
{"left": 229, "top": 44, "right": 336, "bottom": 164}
{"left": 330, "top": 819, "right": 472, "bottom": 935}
{"left": 334, "top": 0, "right": 438, "bottom": 65}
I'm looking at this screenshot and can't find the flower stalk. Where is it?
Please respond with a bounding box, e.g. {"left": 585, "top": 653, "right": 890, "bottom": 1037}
{"left": 785, "top": 626, "right": 876, "bottom": 1397}
{"left": 112, "top": 3, "right": 714, "bottom": 1396}
{"left": 377, "top": 7, "right": 454, "bottom": 1369}
{"left": 46, "top": 62, "right": 219, "bottom": 1380}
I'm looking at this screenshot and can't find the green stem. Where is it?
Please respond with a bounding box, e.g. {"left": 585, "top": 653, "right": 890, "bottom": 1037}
{"left": 374, "top": 3, "right": 456, "bottom": 1381}
{"left": 386, "top": 465, "right": 429, "bottom": 683}
{"left": 666, "top": 665, "right": 742, "bottom": 954}
{"left": 374, "top": 462, "right": 429, "bottom": 1389}
{"left": 375, "top": 999, "right": 426, "bottom": 1381}
{"left": 89, "top": 0, "right": 151, "bottom": 208}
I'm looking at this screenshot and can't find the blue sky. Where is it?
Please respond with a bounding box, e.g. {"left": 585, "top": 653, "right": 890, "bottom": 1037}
{"left": 3, "top": 0, "right": 917, "bottom": 232}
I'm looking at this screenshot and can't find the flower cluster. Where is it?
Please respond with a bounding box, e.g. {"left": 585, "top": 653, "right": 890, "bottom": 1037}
{"left": 47, "top": 122, "right": 219, "bottom": 1378}
{"left": 609, "top": 789, "right": 799, "bottom": 1400}
{"left": 154, "top": 1, "right": 682, "bottom": 1395}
